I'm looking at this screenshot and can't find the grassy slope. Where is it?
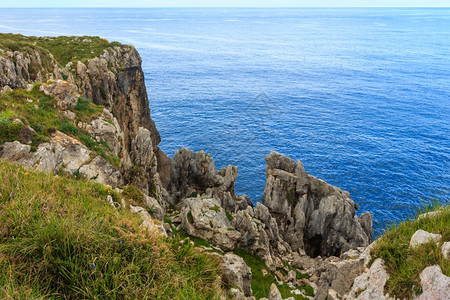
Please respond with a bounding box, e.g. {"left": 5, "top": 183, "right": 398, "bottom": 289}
{"left": 0, "top": 159, "right": 222, "bottom": 299}
{"left": 0, "top": 86, "right": 118, "bottom": 165}
{"left": 0, "top": 33, "right": 125, "bottom": 67}
{"left": 370, "top": 205, "right": 449, "bottom": 299}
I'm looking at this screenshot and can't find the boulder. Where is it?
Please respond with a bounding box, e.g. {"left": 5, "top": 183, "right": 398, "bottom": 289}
{"left": 82, "top": 109, "right": 124, "bottom": 157}
{"left": 410, "top": 230, "right": 442, "bottom": 248}
{"left": 220, "top": 253, "right": 252, "bottom": 296}
{"left": 267, "top": 283, "right": 282, "bottom": 300}
{"left": 40, "top": 80, "right": 79, "bottom": 110}
{"left": 346, "top": 258, "right": 394, "bottom": 300}
{"left": 50, "top": 130, "right": 91, "bottom": 174}
{"left": 79, "top": 156, "right": 123, "bottom": 187}
{"left": 416, "top": 265, "right": 450, "bottom": 300}
{"left": 180, "top": 198, "right": 240, "bottom": 251}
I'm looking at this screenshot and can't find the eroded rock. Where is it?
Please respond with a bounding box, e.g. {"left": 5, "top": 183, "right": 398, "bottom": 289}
{"left": 416, "top": 265, "right": 450, "bottom": 300}
{"left": 262, "top": 151, "right": 372, "bottom": 258}
{"left": 410, "top": 230, "right": 442, "bottom": 248}
{"left": 180, "top": 197, "right": 240, "bottom": 251}
{"left": 220, "top": 253, "right": 252, "bottom": 297}
{"left": 79, "top": 156, "right": 123, "bottom": 187}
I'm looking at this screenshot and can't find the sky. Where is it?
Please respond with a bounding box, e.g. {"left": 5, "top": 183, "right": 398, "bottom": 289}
{"left": 1, "top": 0, "right": 449, "bottom": 8}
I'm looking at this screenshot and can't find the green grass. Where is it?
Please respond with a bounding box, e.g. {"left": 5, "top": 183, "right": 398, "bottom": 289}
{"left": 234, "top": 249, "right": 312, "bottom": 300}
{"left": 122, "top": 184, "right": 145, "bottom": 207}
{"left": 209, "top": 204, "right": 221, "bottom": 213}
{"left": 73, "top": 97, "right": 104, "bottom": 123}
{"left": 370, "top": 204, "right": 450, "bottom": 299}
{"left": 0, "top": 86, "right": 59, "bottom": 147}
{"left": 0, "top": 159, "right": 222, "bottom": 299}
{"left": 0, "top": 33, "right": 128, "bottom": 67}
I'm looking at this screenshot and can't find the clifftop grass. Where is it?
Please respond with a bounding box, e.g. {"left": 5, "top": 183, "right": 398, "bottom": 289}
{"left": 370, "top": 204, "right": 449, "bottom": 299}
{"left": 0, "top": 33, "right": 126, "bottom": 66}
{"left": 0, "top": 159, "right": 222, "bottom": 299}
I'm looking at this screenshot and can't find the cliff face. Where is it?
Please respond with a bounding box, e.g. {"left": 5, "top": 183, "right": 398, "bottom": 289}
{"left": 0, "top": 34, "right": 164, "bottom": 196}
{"left": 0, "top": 34, "right": 380, "bottom": 299}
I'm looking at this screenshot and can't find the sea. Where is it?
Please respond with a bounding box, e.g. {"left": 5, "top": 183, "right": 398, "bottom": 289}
{"left": 0, "top": 8, "right": 449, "bottom": 236}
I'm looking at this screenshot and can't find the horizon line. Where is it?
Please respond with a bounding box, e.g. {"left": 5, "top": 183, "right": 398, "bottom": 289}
{"left": 1, "top": 6, "right": 450, "bottom": 9}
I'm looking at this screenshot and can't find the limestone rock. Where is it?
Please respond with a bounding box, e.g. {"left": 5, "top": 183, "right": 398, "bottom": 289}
{"left": 130, "top": 205, "right": 167, "bottom": 236}
{"left": 83, "top": 109, "right": 124, "bottom": 157}
{"left": 167, "top": 148, "right": 246, "bottom": 212}
{"left": 410, "top": 230, "right": 442, "bottom": 248}
{"left": 262, "top": 151, "right": 372, "bottom": 258}
{"left": 315, "top": 248, "right": 366, "bottom": 299}
{"left": 180, "top": 198, "right": 241, "bottom": 251}
{"left": 40, "top": 80, "right": 80, "bottom": 110}
{"left": 79, "top": 156, "right": 123, "bottom": 187}
{"left": 75, "top": 46, "right": 160, "bottom": 152}
{"left": 220, "top": 253, "right": 252, "bottom": 296}
{"left": 441, "top": 242, "right": 450, "bottom": 259}
{"left": 416, "top": 265, "right": 450, "bottom": 300}
{"left": 346, "top": 258, "right": 394, "bottom": 300}
{"left": 50, "top": 130, "right": 91, "bottom": 174}
{"left": 267, "top": 283, "right": 282, "bottom": 300}
{"left": 143, "top": 194, "right": 165, "bottom": 220}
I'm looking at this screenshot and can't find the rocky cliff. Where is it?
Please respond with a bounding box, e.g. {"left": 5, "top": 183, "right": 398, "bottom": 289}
{"left": 2, "top": 34, "right": 446, "bottom": 300}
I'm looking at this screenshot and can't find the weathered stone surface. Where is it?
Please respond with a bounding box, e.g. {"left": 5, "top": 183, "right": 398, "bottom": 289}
{"left": 220, "top": 253, "right": 252, "bottom": 296}
{"left": 50, "top": 130, "right": 91, "bottom": 174}
{"left": 442, "top": 242, "right": 450, "bottom": 259}
{"left": 82, "top": 109, "right": 124, "bottom": 157}
{"left": 143, "top": 194, "right": 165, "bottom": 220}
{"left": 262, "top": 151, "right": 372, "bottom": 258}
{"left": 130, "top": 205, "right": 167, "bottom": 236}
{"left": 180, "top": 198, "right": 240, "bottom": 251}
{"left": 267, "top": 283, "right": 282, "bottom": 300}
{"left": 167, "top": 148, "right": 247, "bottom": 212}
{"left": 0, "top": 49, "right": 62, "bottom": 90}
{"left": 232, "top": 203, "right": 290, "bottom": 269}
{"left": 0, "top": 140, "right": 65, "bottom": 173}
{"left": 79, "top": 156, "right": 123, "bottom": 187}
{"left": 410, "top": 230, "right": 442, "bottom": 248}
{"left": 346, "top": 258, "right": 394, "bottom": 300}
{"left": 416, "top": 265, "right": 450, "bottom": 300}
{"left": 40, "top": 80, "right": 80, "bottom": 110}
{"left": 315, "top": 248, "right": 366, "bottom": 299}
{"left": 75, "top": 46, "right": 160, "bottom": 151}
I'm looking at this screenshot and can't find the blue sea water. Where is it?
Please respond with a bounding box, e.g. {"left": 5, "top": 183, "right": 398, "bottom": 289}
{"left": 0, "top": 8, "right": 449, "bottom": 236}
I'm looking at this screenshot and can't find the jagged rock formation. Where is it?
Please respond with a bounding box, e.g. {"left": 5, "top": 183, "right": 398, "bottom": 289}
{"left": 262, "top": 151, "right": 372, "bottom": 257}
{"left": 167, "top": 147, "right": 252, "bottom": 211}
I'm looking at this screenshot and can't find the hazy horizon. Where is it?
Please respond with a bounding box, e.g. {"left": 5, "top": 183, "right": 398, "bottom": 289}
{"left": 1, "top": 0, "right": 449, "bottom": 8}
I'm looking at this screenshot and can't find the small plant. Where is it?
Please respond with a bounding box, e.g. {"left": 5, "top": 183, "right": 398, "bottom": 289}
{"left": 58, "top": 119, "right": 78, "bottom": 135}
{"left": 226, "top": 210, "right": 233, "bottom": 221}
{"left": 209, "top": 204, "right": 220, "bottom": 213}
{"left": 61, "top": 73, "right": 69, "bottom": 80}
{"left": 122, "top": 184, "right": 144, "bottom": 206}
{"left": 187, "top": 210, "right": 194, "bottom": 224}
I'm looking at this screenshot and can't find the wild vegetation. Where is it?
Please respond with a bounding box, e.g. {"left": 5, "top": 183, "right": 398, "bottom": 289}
{"left": 0, "top": 159, "right": 223, "bottom": 299}
{"left": 0, "top": 33, "right": 125, "bottom": 66}
{"left": 0, "top": 86, "right": 118, "bottom": 165}
{"left": 234, "top": 249, "right": 313, "bottom": 300}
{"left": 370, "top": 204, "right": 450, "bottom": 299}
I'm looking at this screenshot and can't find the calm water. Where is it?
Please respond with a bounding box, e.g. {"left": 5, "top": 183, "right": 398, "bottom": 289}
{"left": 1, "top": 8, "right": 449, "bottom": 236}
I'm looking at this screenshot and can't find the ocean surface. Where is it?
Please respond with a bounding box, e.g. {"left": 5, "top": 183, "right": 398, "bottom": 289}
{"left": 1, "top": 8, "right": 449, "bottom": 236}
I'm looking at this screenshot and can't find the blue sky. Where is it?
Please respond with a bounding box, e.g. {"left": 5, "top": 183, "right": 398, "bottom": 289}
{"left": 1, "top": 1, "right": 449, "bottom": 8}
